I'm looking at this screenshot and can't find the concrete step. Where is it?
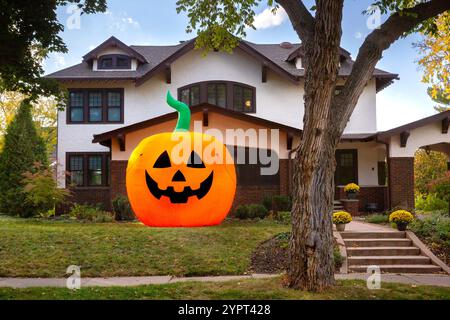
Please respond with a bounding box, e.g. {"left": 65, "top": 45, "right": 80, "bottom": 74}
{"left": 347, "top": 247, "right": 420, "bottom": 256}
{"left": 347, "top": 255, "right": 431, "bottom": 266}
{"left": 349, "top": 264, "right": 441, "bottom": 274}
{"left": 344, "top": 238, "right": 412, "bottom": 247}
{"left": 341, "top": 231, "right": 406, "bottom": 239}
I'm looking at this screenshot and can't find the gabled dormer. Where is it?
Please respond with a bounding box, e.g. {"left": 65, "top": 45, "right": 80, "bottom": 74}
{"left": 82, "top": 36, "right": 148, "bottom": 71}
{"left": 285, "top": 44, "right": 352, "bottom": 70}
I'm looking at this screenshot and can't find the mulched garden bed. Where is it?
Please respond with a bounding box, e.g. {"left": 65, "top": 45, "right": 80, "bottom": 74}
{"left": 249, "top": 232, "right": 342, "bottom": 274}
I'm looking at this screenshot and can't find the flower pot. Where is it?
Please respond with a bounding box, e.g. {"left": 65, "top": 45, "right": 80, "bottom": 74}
{"left": 347, "top": 192, "right": 358, "bottom": 200}
{"left": 335, "top": 224, "right": 346, "bottom": 232}
{"left": 396, "top": 222, "right": 408, "bottom": 231}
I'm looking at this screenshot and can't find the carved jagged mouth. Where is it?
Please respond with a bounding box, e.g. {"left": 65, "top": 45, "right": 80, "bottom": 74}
{"left": 145, "top": 171, "right": 214, "bottom": 204}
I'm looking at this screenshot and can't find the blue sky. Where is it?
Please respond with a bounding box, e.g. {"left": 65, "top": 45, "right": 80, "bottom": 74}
{"left": 45, "top": 0, "right": 438, "bottom": 130}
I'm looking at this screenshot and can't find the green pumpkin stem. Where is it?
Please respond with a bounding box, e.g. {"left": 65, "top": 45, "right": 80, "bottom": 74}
{"left": 166, "top": 91, "right": 191, "bottom": 132}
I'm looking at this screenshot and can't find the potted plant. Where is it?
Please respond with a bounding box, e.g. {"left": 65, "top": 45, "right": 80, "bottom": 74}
{"left": 389, "top": 210, "right": 414, "bottom": 231}
{"left": 344, "top": 183, "right": 360, "bottom": 199}
{"left": 333, "top": 211, "right": 352, "bottom": 232}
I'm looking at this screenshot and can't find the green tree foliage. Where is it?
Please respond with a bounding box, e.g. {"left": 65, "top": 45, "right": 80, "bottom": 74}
{"left": 0, "top": 101, "right": 48, "bottom": 217}
{"left": 414, "top": 149, "right": 448, "bottom": 194}
{"left": 22, "top": 163, "right": 70, "bottom": 216}
{"left": 0, "top": 0, "right": 107, "bottom": 99}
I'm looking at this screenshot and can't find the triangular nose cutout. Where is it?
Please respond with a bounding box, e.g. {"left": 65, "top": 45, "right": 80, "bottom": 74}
{"left": 172, "top": 170, "right": 186, "bottom": 182}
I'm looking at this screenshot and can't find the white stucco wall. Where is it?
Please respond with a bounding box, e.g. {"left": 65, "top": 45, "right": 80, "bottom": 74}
{"left": 389, "top": 122, "right": 450, "bottom": 157}
{"left": 56, "top": 47, "right": 379, "bottom": 187}
{"left": 337, "top": 141, "right": 386, "bottom": 186}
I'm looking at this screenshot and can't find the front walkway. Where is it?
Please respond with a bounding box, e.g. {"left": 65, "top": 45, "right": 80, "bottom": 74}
{"left": 1, "top": 273, "right": 450, "bottom": 288}
{"left": 343, "top": 219, "right": 393, "bottom": 232}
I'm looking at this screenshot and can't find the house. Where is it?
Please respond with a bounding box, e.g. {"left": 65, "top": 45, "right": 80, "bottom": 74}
{"left": 47, "top": 36, "right": 450, "bottom": 213}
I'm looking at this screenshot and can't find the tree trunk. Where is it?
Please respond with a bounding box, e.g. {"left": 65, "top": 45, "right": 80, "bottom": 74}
{"left": 287, "top": 0, "right": 344, "bottom": 291}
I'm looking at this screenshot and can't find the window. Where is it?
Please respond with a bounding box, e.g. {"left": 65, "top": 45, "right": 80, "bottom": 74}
{"left": 207, "top": 83, "right": 226, "bottom": 107}
{"left": 98, "top": 54, "right": 131, "bottom": 70}
{"left": 69, "top": 92, "right": 84, "bottom": 122}
{"left": 335, "top": 149, "right": 358, "bottom": 185}
{"left": 68, "top": 89, "right": 123, "bottom": 124}
{"left": 233, "top": 85, "right": 254, "bottom": 113}
{"left": 180, "top": 85, "right": 200, "bottom": 106}
{"left": 232, "top": 146, "right": 279, "bottom": 186}
{"left": 107, "top": 92, "right": 122, "bottom": 122}
{"left": 88, "top": 92, "right": 103, "bottom": 122}
{"left": 178, "top": 81, "right": 256, "bottom": 113}
{"left": 67, "top": 153, "right": 110, "bottom": 188}
{"left": 68, "top": 155, "right": 84, "bottom": 186}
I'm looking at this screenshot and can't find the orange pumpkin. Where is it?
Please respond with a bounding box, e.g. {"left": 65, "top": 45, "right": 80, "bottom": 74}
{"left": 126, "top": 92, "right": 236, "bottom": 227}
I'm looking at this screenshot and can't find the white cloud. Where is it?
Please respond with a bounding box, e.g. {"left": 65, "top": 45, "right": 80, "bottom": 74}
{"left": 252, "top": 7, "right": 287, "bottom": 30}
{"left": 104, "top": 11, "right": 141, "bottom": 32}
{"left": 51, "top": 53, "right": 67, "bottom": 68}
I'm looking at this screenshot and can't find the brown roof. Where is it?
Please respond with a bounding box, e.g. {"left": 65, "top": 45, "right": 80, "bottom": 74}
{"left": 92, "top": 103, "right": 302, "bottom": 145}
{"left": 46, "top": 37, "right": 398, "bottom": 91}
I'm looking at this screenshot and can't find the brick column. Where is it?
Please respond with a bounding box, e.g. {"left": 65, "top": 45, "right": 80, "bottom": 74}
{"left": 341, "top": 199, "right": 359, "bottom": 216}
{"left": 110, "top": 160, "right": 128, "bottom": 201}
{"left": 388, "top": 157, "right": 414, "bottom": 210}
{"left": 279, "top": 159, "right": 290, "bottom": 196}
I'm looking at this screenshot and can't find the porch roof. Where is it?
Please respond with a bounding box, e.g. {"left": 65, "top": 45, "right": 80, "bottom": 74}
{"left": 92, "top": 103, "right": 303, "bottom": 146}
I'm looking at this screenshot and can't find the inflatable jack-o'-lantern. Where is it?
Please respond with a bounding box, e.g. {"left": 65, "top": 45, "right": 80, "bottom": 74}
{"left": 126, "top": 92, "right": 236, "bottom": 227}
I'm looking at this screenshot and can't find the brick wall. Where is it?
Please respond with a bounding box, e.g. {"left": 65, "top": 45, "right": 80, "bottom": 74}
{"left": 336, "top": 186, "right": 388, "bottom": 212}
{"left": 110, "top": 160, "right": 128, "bottom": 200}
{"left": 58, "top": 187, "right": 111, "bottom": 213}
{"left": 388, "top": 157, "right": 415, "bottom": 210}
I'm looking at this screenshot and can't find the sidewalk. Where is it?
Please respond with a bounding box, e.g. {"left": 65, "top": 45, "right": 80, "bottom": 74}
{"left": 1, "top": 273, "right": 449, "bottom": 289}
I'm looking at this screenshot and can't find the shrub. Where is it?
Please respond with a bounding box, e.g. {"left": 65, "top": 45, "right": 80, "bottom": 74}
{"left": 409, "top": 212, "right": 450, "bottom": 247}
{"left": 112, "top": 195, "right": 135, "bottom": 221}
{"left": 261, "top": 194, "right": 273, "bottom": 211}
{"left": 332, "top": 211, "right": 352, "bottom": 224}
{"left": 235, "top": 204, "right": 268, "bottom": 219}
{"left": 389, "top": 210, "right": 414, "bottom": 224}
{"left": 365, "top": 214, "right": 389, "bottom": 224}
{"left": 247, "top": 204, "right": 268, "bottom": 219}
{"left": 415, "top": 193, "right": 448, "bottom": 212}
{"left": 0, "top": 101, "right": 48, "bottom": 217}
{"left": 333, "top": 246, "right": 344, "bottom": 270}
{"left": 344, "top": 183, "right": 360, "bottom": 193}
{"left": 69, "top": 204, "right": 113, "bottom": 223}
{"left": 428, "top": 172, "right": 450, "bottom": 203}
{"left": 276, "top": 211, "right": 291, "bottom": 224}
{"left": 272, "top": 195, "right": 292, "bottom": 212}
{"left": 21, "top": 163, "right": 70, "bottom": 217}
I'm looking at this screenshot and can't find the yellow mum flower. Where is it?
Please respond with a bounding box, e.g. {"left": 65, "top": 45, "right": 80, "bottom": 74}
{"left": 333, "top": 211, "right": 352, "bottom": 224}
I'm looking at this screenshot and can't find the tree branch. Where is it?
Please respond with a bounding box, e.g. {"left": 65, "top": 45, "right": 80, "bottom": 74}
{"left": 333, "top": 0, "right": 450, "bottom": 135}
{"left": 276, "top": 0, "right": 315, "bottom": 42}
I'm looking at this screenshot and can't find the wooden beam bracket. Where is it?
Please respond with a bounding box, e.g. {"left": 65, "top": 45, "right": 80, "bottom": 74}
{"left": 442, "top": 117, "right": 449, "bottom": 134}
{"left": 400, "top": 131, "right": 410, "bottom": 148}
{"left": 165, "top": 64, "right": 171, "bottom": 84}
{"left": 117, "top": 133, "right": 126, "bottom": 151}
{"left": 203, "top": 108, "right": 209, "bottom": 127}
{"left": 287, "top": 133, "right": 293, "bottom": 150}
{"left": 262, "top": 64, "right": 268, "bottom": 83}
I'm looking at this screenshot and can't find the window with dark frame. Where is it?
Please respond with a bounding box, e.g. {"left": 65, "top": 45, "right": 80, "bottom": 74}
{"left": 68, "top": 89, "right": 123, "bottom": 124}
{"left": 98, "top": 54, "right": 131, "bottom": 70}
{"left": 178, "top": 81, "right": 256, "bottom": 113}
{"left": 68, "top": 155, "right": 84, "bottom": 186}
{"left": 233, "top": 84, "right": 254, "bottom": 113}
{"left": 69, "top": 92, "right": 84, "bottom": 122}
{"left": 232, "top": 146, "right": 279, "bottom": 186}
{"left": 207, "top": 83, "right": 226, "bottom": 107}
{"left": 335, "top": 149, "right": 358, "bottom": 186}
{"left": 67, "top": 153, "right": 110, "bottom": 188}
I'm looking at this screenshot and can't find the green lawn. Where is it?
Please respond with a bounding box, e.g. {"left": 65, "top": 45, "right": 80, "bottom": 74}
{"left": 0, "top": 278, "right": 449, "bottom": 300}
{"left": 0, "top": 216, "right": 289, "bottom": 278}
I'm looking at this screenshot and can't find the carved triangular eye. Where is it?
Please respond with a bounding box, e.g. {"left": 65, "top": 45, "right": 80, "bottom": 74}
{"left": 187, "top": 151, "right": 205, "bottom": 168}
{"left": 153, "top": 151, "right": 171, "bottom": 168}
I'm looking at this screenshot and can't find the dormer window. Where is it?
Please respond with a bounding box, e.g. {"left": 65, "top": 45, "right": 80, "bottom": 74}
{"left": 98, "top": 54, "right": 131, "bottom": 70}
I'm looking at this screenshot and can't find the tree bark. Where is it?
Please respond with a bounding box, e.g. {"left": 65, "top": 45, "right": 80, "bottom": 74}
{"left": 286, "top": 0, "right": 344, "bottom": 291}
{"left": 276, "top": 0, "right": 450, "bottom": 291}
